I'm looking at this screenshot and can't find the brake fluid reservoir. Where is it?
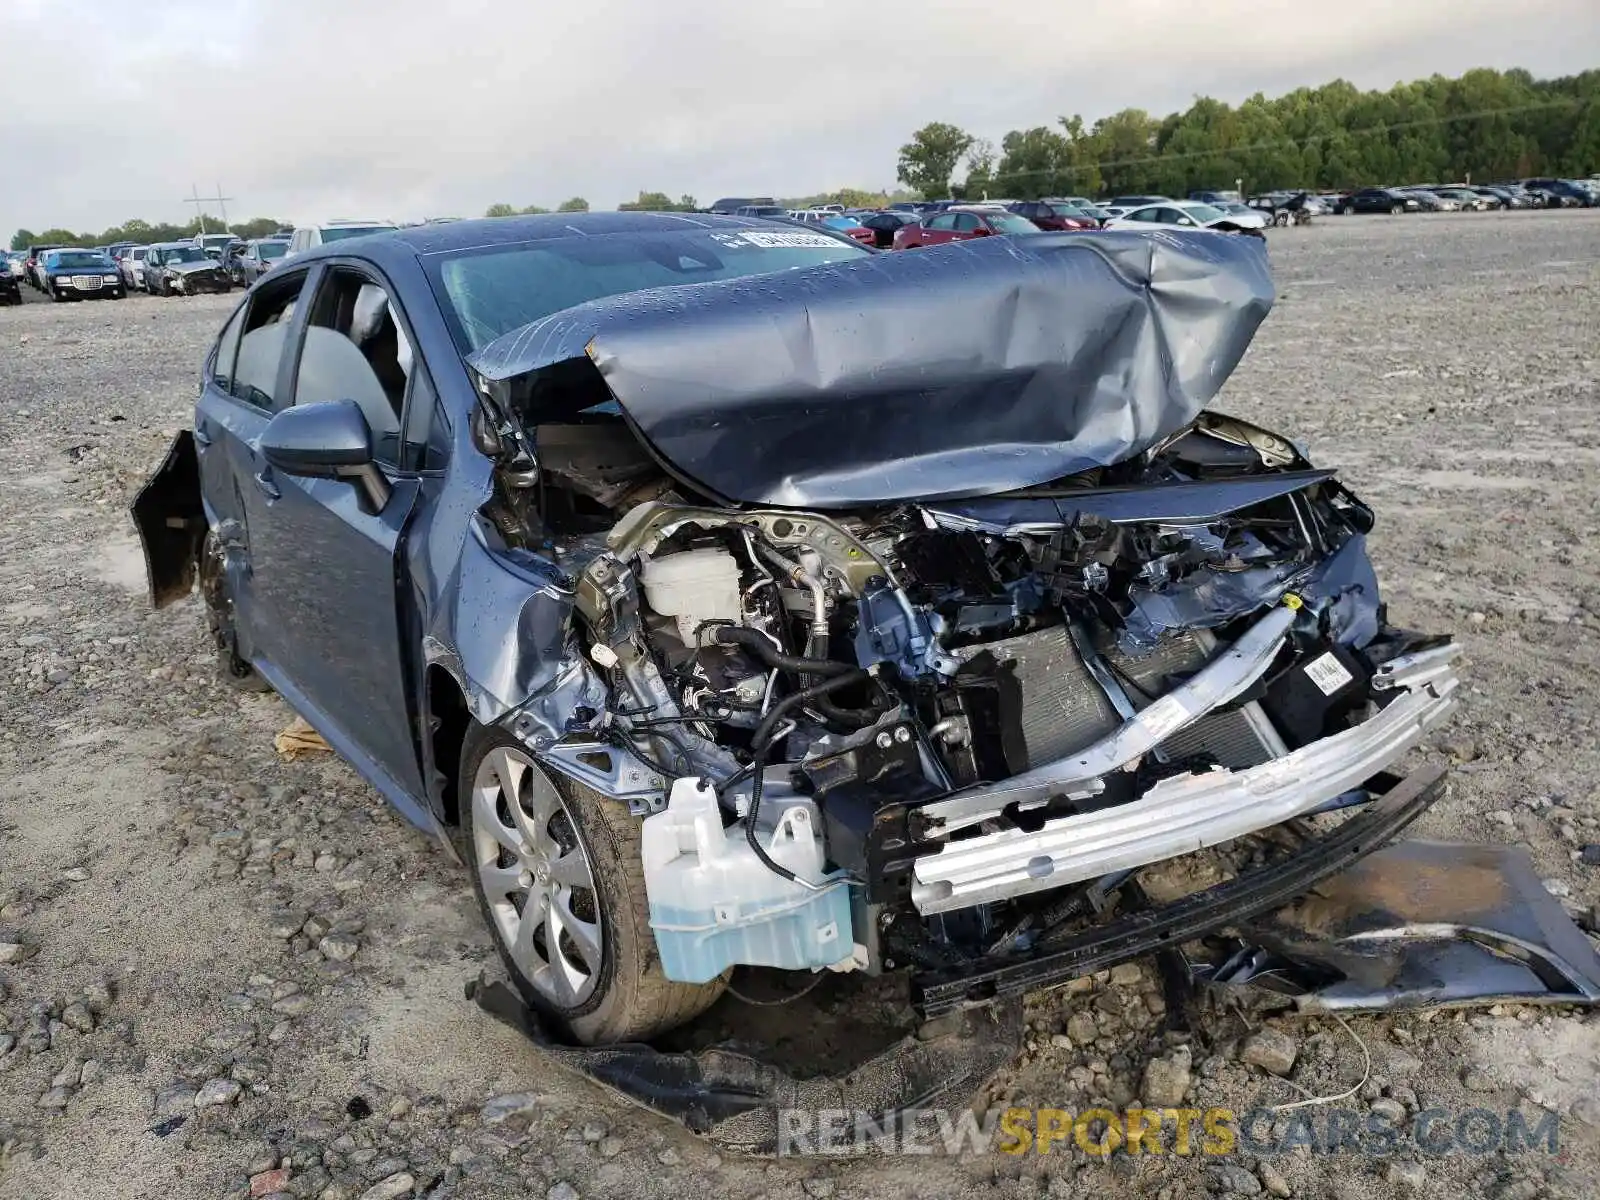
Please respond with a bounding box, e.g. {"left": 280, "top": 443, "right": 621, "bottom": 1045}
{"left": 640, "top": 777, "right": 853, "bottom": 984}
{"left": 640, "top": 548, "right": 742, "bottom": 645}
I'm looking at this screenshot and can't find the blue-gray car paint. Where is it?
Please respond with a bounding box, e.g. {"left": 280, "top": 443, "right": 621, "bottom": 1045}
{"left": 132, "top": 212, "right": 1289, "bottom": 847}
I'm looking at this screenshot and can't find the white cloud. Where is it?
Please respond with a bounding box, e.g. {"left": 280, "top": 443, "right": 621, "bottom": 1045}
{"left": 2, "top": 0, "right": 1595, "bottom": 232}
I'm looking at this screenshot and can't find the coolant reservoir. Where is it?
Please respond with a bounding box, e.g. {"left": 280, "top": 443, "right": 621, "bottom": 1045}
{"left": 640, "top": 777, "right": 854, "bottom": 984}
{"left": 640, "top": 548, "right": 742, "bottom": 644}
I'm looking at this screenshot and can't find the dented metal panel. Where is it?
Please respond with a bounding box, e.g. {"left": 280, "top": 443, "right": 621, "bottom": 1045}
{"left": 469, "top": 230, "right": 1275, "bottom": 507}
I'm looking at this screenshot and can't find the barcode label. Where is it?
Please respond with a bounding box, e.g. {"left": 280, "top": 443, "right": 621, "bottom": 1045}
{"left": 1304, "top": 651, "right": 1354, "bottom": 696}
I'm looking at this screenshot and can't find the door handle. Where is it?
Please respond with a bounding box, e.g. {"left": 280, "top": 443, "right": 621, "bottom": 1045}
{"left": 193, "top": 425, "right": 214, "bottom": 447}
{"left": 253, "top": 470, "right": 280, "bottom": 500}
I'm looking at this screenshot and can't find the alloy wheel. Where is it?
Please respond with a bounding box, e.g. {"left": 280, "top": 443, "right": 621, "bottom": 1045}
{"left": 471, "top": 746, "right": 604, "bottom": 1007}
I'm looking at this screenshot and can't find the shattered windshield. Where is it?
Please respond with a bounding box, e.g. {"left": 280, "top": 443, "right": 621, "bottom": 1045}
{"left": 429, "top": 230, "right": 870, "bottom": 353}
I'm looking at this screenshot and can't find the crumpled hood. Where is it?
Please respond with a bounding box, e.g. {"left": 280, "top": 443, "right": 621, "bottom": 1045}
{"left": 470, "top": 230, "right": 1274, "bottom": 507}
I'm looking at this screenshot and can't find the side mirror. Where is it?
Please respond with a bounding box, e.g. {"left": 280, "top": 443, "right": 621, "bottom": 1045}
{"left": 260, "top": 399, "right": 391, "bottom": 511}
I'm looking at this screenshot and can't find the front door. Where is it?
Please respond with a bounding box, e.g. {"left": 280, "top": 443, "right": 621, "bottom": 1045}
{"left": 234, "top": 264, "right": 427, "bottom": 802}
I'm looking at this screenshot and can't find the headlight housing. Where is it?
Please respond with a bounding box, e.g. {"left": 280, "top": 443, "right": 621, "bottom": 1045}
{"left": 102, "top": 274, "right": 120, "bottom": 285}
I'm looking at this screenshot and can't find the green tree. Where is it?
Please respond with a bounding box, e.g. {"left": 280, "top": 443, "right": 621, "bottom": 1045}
{"left": 11, "top": 230, "right": 37, "bottom": 252}
{"left": 963, "top": 137, "right": 997, "bottom": 198}
{"left": 1085, "top": 109, "right": 1159, "bottom": 194}
{"left": 520, "top": 205, "right": 551, "bottom": 214}
{"left": 484, "top": 203, "right": 519, "bottom": 218}
{"left": 37, "top": 228, "right": 84, "bottom": 245}
{"left": 896, "top": 122, "right": 975, "bottom": 198}
{"left": 557, "top": 197, "right": 590, "bottom": 212}
{"left": 230, "top": 217, "right": 285, "bottom": 239}
{"left": 616, "top": 191, "right": 698, "bottom": 211}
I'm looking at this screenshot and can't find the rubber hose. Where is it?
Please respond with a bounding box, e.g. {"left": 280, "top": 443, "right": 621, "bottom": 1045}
{"left": 751, "top": 669, "right": 872, "bottom": 751}
{"left": 707, "top": 625, "right": 854, "bottom": 677}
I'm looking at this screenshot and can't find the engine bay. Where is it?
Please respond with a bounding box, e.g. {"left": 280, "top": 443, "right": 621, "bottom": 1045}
{"left": 477, "top": 409, "right": 1454, "bottom": 987}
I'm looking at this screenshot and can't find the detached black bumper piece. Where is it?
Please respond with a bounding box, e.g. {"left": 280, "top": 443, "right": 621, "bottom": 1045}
{"left": 470, "top": 976, "right": 1024, "bottom": 1154}
{"left": 911, "top": 763, "right": 1446, "bottom": 1018}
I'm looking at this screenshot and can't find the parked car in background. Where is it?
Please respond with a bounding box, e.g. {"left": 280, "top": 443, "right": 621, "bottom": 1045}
{"left": 229, "top": 237, "right": 289, "bottom": 286}
{"left": 1483, "top": 184, "right": 1536, "bottom": 208}
{"left": 1188, "top": 190, "right": 1242, "bottom": 204}
{"left": 1006, "top": 201, "right": 1097, "bottom": 231}
{"left": 1428, "top": 187, "right": 1491, "bottom": 211}
{"left": 1102, "top": 201, "right": 1264, "bottom": 235}
{"left": 892, "top": 206, "right": 1041, "bottom": 248}
{"left": 143, "top": 242, "right": 233, "bottom": 295}
{"left": 24, "top": 244, "right": 66, "bottom": 289}
{"left": 285, "top": 220, "right": 400, "bottom": 258}
{"left": 733, "top": 205, "right": 788, "bottom": 218}
{"left": 1333, "top": 188, "right": 1421, "bottom": 214}
{"left": 0, "top": 256, "right": 20, "bottom": 304}
{"left": 1399, "top": 188, "right": 1457, "bottom": 212}
{"left": 40, "top": 248, "right": 125, "bottom": 301}
{"left": 817, "top": 215, "right": 876, "bottom": 245}
{"left": 195, "top": 232, "right": 242, "bottom": 260}
{"left": 1215, "top": 202, "right": 1270, "bottom": 229}
{"left": 855, "top": 210, "right": 919, "bottom": 248}
{"left": 119, "top": 246, "right": 151, "bottom": 291}
{"left": 1520, "top": 178, "right": 1593, "bottom": 207}
{"left": 708, "top": 197, "right": 777, "bottom": 214}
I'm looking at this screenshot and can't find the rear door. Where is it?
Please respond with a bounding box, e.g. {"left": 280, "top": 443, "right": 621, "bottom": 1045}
{"left": 197, "top": 266, "right": 317, "bottom": 667}
{"left": 233, "top": 260, "right": 429, "bottom": 799}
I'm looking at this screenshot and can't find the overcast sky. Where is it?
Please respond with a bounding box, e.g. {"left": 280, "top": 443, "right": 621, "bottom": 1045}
{"left": 3, "top": 0, "right": 1596, "bottom": 233}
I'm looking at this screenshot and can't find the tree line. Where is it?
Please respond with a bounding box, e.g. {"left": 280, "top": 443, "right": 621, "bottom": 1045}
{"left": 10, "top": 215, "right": 286, "bottom": 252}
{"left": 896, "top": 67, "right": 1600, "bottom": 201}
{"left": 17, "top": 64, "right": 1594, "bottom": 252}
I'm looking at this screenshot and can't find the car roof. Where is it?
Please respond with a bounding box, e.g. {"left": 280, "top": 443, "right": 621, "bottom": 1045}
{"left": 291, "top": 211, "right": 822, "bottom": 266}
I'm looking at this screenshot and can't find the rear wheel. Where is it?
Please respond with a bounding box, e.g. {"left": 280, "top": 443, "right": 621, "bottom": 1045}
{"left": 1389, "top": 204, "right": 1404, "bottom": 215}
{"left": 461, "top": 724, "right": 726, "bottom": 1044}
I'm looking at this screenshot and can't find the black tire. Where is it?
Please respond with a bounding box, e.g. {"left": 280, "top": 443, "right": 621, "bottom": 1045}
{"left": 461, "top": 722, "right": 726, "bottom": 1045}
{"left": 1390, "top": 204, "right": 1404, "bottom": 215}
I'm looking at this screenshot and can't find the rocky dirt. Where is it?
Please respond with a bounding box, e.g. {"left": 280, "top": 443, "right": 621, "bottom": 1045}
{"left": 1, "top": 212, "right": 1598, "bottom": 1200}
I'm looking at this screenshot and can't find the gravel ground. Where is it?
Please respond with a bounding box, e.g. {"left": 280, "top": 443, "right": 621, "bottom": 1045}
{"left": 1, "top": 212, "right": 1598, "bottom": 1200}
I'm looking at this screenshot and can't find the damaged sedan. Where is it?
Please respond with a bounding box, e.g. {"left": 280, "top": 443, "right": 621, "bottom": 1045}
{"left": 133, "top": 214, "right": 1599, "bottom": 1109}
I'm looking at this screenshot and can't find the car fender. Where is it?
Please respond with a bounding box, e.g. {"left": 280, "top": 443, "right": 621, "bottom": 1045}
{"left": 129, "top": 429, "right": 207, "bottom": 608}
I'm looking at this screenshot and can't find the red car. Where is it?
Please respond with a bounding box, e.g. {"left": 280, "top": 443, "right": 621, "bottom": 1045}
{"left": 1007, "top": 201, "right": 1099, "bottom": 231}
{"left": 892, "top": 206, "right": 1041, "bottom": 249}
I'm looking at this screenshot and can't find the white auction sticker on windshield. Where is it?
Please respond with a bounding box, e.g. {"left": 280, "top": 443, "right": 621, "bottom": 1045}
{"left": 739, "top": 230, "right": 843, "bottom": 249}
{"left": 1303, "top": 651, "right": 1354, "bottom": 696}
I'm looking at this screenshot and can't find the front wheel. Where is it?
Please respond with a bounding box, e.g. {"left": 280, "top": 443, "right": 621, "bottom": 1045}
{"left": 462, "top": 725, "right": 726, "bottom": 1045}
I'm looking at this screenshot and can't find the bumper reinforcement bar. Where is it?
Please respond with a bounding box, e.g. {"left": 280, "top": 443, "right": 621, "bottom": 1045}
{"left": 910, "top": 763, "right": 1446, "bottom": 1017}
{"left": 911, "top": 662, "right": 1458, "bottom": 914}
